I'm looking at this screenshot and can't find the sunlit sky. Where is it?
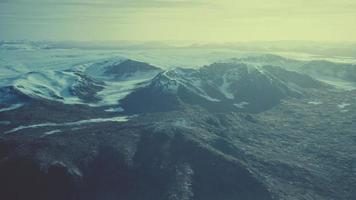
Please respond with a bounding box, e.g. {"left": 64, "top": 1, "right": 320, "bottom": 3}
{"left": 1, "top": 0, "right": 356, "bottom": 42}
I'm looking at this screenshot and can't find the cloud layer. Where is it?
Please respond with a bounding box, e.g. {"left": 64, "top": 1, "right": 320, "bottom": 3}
{"left": 1, "top": 0, "right": 355, "bottom": 42}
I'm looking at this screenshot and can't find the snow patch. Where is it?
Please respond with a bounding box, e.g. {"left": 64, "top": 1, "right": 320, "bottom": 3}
{"left": 43, "top": 129, "right": 62, "bottom": 136}
{"left": 219, "top": 73, "right": 235, "bottom": 99}
{"left": 234, "top": 102, "right": 249, "bottom": 109}
{"left": 308, "top": 101, "right": 323, "bottom": 105}
{"left": 95, "top": 77, "right": 149, "bottom": 106}
{"left": 173, "top": 119, "right": 192, "bottom": 129}
{"left": 105, "top": 107, "right": 124, "bottom": 112}
{"left": 337, "top": 103, "right": 350, "bottom": 109}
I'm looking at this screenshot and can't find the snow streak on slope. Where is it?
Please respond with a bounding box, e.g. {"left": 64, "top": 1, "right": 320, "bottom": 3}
{"left": 5, "top": 116, "right": 130, "bottom": 134}
{"left": 96, "top": 76, "right": 153, "bottom": 106}
{"left": 154, "top": 69, "right": 220, "bottom": 101}
{"left": 0, "top": 103, "right": 24, "bottom": 113}
{"left": 314, "top": 76, "right": 356, "bottom": 91}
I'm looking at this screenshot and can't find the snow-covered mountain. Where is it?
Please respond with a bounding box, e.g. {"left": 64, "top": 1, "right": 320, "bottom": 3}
{"left": 229, "top": 54, "right": 356, "bottom": 90}
{"left": 0, "top": 70, "right": 104, "bottom": 106}
{"left": 0, "top": 59, "right": 162, "bottom": 109}
{"left": 1, "top": 54, "right": 349, "bottom": 116}
{"left": 120, "top": 62, "right": 325, "bottom": 113}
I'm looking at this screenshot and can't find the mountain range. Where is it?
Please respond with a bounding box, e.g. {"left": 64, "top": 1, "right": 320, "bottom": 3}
{"left": 0, "top": 53, "right": 355, "bottom": 200}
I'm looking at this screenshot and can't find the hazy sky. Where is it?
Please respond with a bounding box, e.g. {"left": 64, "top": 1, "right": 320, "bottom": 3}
{"left": 1, "top": 0, "right": 356, "bottom": 42}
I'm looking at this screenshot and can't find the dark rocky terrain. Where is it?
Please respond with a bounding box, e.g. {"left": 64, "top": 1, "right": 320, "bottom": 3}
{"left": 0, "top": 57, "right": 355, "bottom": 200}
{"left": 104, "top": 59, "right": 162, "bottom": 78}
